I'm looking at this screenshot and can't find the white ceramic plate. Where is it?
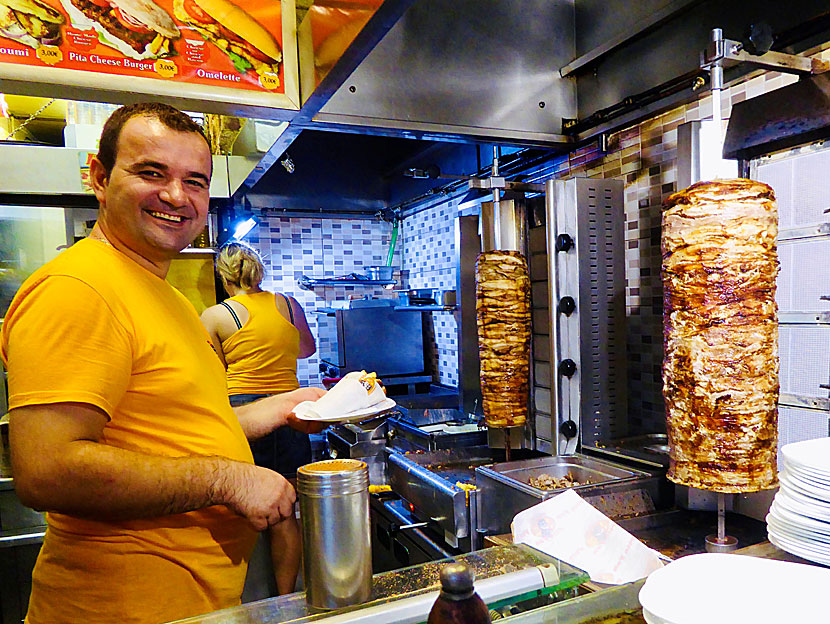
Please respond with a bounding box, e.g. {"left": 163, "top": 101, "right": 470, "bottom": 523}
{"left": 782, "top": 438, "right": 830, "bottom": 472}
{"left": 784, "top": 463, "right": 830, "bottom": 485}
{"left": 294, "top": 397, "right": 397, "bottom": 423}
{"left": 767, "top": 530, "right": 830, "bottom": 565}
{"left": 780, "top": 471, "right": 830, "bottom": 503}
{"left": 767, "top": 522, "right": 830, "bottom": 555}
{"left": 767, "top": 513, "right": 830, "bottom": 545}
{"left": 775, "top": 490, "right": 830, "bottom": 522}
{"left": 770, "top": 501, "right": 830, "bottom": 537}
{"left": 638, "top": 552, "right": 830, "bottom": 623}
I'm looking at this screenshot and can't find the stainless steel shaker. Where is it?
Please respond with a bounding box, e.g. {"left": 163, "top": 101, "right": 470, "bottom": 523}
{"left": 297, "top": 459, "right": 372, "bottom": 609}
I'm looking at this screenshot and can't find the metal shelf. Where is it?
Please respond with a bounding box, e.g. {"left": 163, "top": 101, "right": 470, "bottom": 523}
{"left": 299, "top": 276, "right": 397, "bottom": 290}
{"left": 394, "top": 305, "right": 458, "bottom": 312}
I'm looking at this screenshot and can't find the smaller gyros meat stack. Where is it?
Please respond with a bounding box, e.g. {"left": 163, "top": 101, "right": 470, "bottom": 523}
{"left": 662, "top": 179, "right": 779, "bottom": 493}
{"left": 476, "top": 250, "right": 531, "bottom": 428}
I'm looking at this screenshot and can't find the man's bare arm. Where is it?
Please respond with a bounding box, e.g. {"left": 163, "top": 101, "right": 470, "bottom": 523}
{"left": 234, "top": 387, "right": 328, "bottom": 440}
{"left": 10, "top": 402, "right": 293, "bottom": 530}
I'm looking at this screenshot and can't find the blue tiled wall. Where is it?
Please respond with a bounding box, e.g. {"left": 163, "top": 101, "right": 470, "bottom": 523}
{"left": 401, "top": 197, "right": 460, "bottom": 388}
{"left": 246, "top": 214, "right": 401, "bottom": 387}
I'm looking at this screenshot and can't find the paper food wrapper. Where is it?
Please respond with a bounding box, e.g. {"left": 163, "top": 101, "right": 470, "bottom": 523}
{"left": 511, "top": 489, "right": 664, "bottom": 585}
{"left": 293, "top": 371, "right": 386, "bottom": 419}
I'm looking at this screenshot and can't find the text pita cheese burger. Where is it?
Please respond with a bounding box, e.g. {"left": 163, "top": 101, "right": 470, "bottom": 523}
{"left": 0, "top": 0, "right": 64, "bottom": 49}
{"left": 173, "top": 0, "right": 281, "bottom": 76}
{"left": 62, "top": 0, "right": 179, "bottom": 58}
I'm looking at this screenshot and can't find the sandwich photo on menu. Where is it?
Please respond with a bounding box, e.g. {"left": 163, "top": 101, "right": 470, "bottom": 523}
{"left": 61, "top": 0, "right": 179, "bottom": 59}
{"left": 0, "top": 0, "right": 64, "bottom": 49}
{"left": 173, "top": 0, "right": 280, "bottom": 76}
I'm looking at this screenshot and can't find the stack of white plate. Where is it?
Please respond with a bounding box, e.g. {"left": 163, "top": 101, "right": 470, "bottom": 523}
{"left": 767, "top": 437, "right": 830, "bottom": 565}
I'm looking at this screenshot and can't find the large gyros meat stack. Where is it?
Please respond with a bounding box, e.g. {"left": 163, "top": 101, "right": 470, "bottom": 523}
{"left": 476, "top": 250, "right": 531, "bottom": 427}
{"left": 662, "top": 179, "right": 779, "bottom": 493}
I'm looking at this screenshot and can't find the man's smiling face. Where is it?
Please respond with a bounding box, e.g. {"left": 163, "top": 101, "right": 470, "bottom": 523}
{"left": 91, "top": 115, "right": 212, "bottom": 272}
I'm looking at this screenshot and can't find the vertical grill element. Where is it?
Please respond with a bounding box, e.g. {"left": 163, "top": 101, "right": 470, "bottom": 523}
{"left": 545, "top": 178, "right": 625, "bottom": 454}
{"left": 476, "top": 250, "right": 531, "bottom": 427}
{"left": 662, "top": 179, "right": 779, "bottom": 493}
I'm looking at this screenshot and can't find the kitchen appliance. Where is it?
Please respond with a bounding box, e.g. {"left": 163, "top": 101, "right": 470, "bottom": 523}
{"left": 386, "top": 447, "right": 488, "bottom": 551}
{"left": 544, "top": 177, "right": 629, "bottom": 457}
{"left": 315, "top": 300, "right": 430, "bottom": 388}
{"left": 326, "top": 416, "right": 391, "bottom": 484}
{"left": 387, "top": 416, "right": 486, "bottom": 452}
{"left": 370, "top": 494, "right": 459, "bottom": 570}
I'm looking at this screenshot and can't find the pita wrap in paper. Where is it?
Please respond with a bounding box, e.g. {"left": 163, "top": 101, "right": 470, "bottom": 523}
{"left": 293, "top": 371, "right": 386, "bottom": 421}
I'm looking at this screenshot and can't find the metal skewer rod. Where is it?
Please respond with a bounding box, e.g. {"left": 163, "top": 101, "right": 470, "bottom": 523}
{"left": 705, "top": 492, "right": 737, "bottom": 552}
{"left": 504, "top": 428, "right": 511, "bottom": 463}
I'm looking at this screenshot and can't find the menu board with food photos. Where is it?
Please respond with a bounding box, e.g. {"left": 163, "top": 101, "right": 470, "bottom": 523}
{"left": 0, "top": 0, "right": 298, "bottom": 108}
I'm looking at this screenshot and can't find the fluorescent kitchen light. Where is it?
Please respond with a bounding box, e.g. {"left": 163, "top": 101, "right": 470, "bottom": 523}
{"left": 232, "top": 217, "right": 257, "bottom": 240}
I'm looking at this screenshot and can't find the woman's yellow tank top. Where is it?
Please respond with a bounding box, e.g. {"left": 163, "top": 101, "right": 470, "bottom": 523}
{"left": 222, "top": 291, "right": 301, "bottom": 395}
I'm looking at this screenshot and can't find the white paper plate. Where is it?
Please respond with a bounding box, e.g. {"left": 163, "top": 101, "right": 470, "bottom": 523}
{"left": 638, "top": 553, "right": 830, "bottom": 623}
{"left": 294, "top": 397, "right": 397, "bottom": 423}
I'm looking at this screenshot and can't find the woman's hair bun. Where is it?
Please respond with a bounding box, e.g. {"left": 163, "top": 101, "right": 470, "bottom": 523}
{"left": 215, "top": 241, "right": 264, "bottom": 289}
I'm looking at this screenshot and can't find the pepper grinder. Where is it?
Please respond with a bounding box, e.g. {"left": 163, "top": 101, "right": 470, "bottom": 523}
{"left": 427, "top": 563, "right": 491, "bottom": 624}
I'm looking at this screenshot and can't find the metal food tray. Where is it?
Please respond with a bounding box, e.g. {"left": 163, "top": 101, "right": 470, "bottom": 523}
{"left": 476, "top": 454, "right": 660, "bottom": 536}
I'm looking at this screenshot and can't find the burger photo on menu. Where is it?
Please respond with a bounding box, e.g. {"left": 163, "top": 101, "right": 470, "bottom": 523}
{"left": 173, "top": 0, "right": 280, "bottom": 76}
{"left": 60, "top": 0, "right": 179, "bottom": 58}
{"left": 0, "top": 0, "right": 64, "bottom": 49}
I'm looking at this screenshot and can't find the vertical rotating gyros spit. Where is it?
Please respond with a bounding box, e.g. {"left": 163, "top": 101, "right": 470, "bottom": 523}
{"left": 476, "top": 250, "right": 532, "bottom": 460}
{"left": 662, "top": 179, "right": 779, "bottom": 551}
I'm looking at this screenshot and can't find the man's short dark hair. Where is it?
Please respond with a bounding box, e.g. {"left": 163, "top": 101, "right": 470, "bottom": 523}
{"left": 97, "top": 103, "right": 209, "bottom": 178}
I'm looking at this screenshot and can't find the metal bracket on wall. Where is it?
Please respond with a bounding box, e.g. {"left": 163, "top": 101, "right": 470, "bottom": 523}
{"left": 780, "top": 393, "right": 830, "bottom": 412}
{"left": 467, "top": 177, "right": 546, "bottom": 195}
{"left": 701, "top": 31, "right": 830, "bottom": 77}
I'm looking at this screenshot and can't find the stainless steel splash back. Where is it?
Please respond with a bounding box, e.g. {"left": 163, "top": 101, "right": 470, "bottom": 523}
{"left": 316, "top": 0, "right": 576, "bottom": 145}
{"left": 546, "top": 178, "right": 626, "bottom": 455}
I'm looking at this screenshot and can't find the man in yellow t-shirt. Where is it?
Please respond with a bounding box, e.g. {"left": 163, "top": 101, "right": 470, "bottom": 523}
{"left": 0, "top": 103, "right": 325, "bottom": 624}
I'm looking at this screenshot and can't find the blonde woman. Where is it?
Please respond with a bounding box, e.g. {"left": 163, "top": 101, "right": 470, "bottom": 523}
{"left": 201, "top": 241, "right": 315, "bottom": 596}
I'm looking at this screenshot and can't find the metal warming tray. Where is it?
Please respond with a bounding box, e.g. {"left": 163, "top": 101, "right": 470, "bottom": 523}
{"left": 387, "top": 414, "right": 487, "bottom": 452}
{"left": 476, "top": 454, "right": 660, "bottom": 536}
{"left": 386, "top": 447, "right": 491, "bottom": 548}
